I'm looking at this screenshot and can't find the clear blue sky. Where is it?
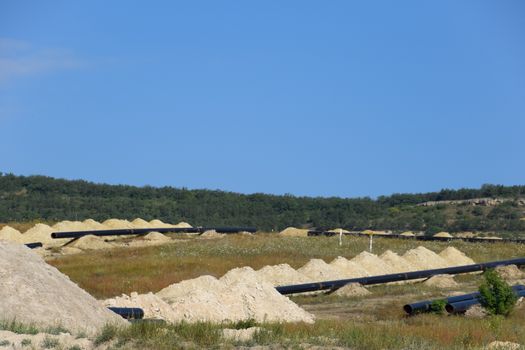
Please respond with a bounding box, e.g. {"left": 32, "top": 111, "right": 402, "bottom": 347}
{"left": 1, "top": 1, "right": 524, "bottom": 198}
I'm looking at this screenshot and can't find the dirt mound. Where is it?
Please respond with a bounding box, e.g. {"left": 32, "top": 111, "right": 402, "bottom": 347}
{"left": 423, "top": 275, "right": 459, "bottom": 288}
{"left": 332, "top": 283, "right": 371, "bottom": 297}
{"left": 149, "top": 219, "right": 174, "bottom": 228}
{"left": 379, "top": 250, "right": 415, "bottom": 273}
{"left": 329, "top": 257, "right": 370, "bottom": 278}
{"left": 465, "top": 304, "right": 488, "bottom": 318}
{"left": 52, "top": 221, "right": 86, "bottom": 232}
{"left": 279, "top": 227, "right": 309, "bottom": 237}
{"left": 402, "top": 246, "right": 450, "bottom": 270}
{"left": 82, "top": 218, "right": 107, "bottom": 230}
{"left": 0, "top": 226, "right": 24, "bottom": 243}
{"left": 104, "top": 292, "right": 179, "bottom": 322}
{"left": 350, "top": 251, "right": 396, "bottom": 276}
{"left": 154, "top": 267, "right": 314, "bottom": 323}
{"left": 487, "top": 341, "right": 521, "bottom": 350}
{"left": 103, "top": 219, "right": 134, "bottom": 229}
{"left": 433, "top": 231, "right": 453, "bottom": 238}
{"left": 456, "top": 231, "right": 476, "bottom": 238}
{"left": 200, "top": 230, "right": 225, "bottom": 238}
{"left": 173, "top": 221, "right": 192, "bottom": 228}
{"left": 399, "top": 231, "right": 415, "bottom": 237}
{"left": 131, "top": 218, "right": 151, "bottom": 228}
{"left": 22, "top": 224, "right": 57, "bottom": 245}
{"left": 439, "top": 247, "right": 475, "bottom": 266}
{"left": 256, "top": 264, "right": 310, "bottom": 286}
{"left": 0, "top": 240, "right": 126, "bottom": 335}
{"left": 494, "top": 265, "right": 525, "bottom": 281}
{"left": 143, "top": 231, "right": 171, "bottom": 242}
{"left": 297, "top": 259, "right": 342, "bottom": 281}
{"left": 69, "top": 235, "right": 113, "bottom": 250}
{"left": 328, "top": 228, "right": 350, "bottom": 233}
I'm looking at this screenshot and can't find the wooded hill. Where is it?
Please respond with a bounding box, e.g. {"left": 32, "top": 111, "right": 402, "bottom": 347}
{"left": 1, "top": 173, "right": 524, "bottom": 235}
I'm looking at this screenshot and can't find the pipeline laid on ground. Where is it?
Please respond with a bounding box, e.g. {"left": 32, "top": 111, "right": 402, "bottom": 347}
{"left": 307, "top": 230, "right": 525, "bottom": 244}
{"left": 24, "top": 242, "right": 43, "bottom": 249}
{"left": 446, "top": 288, "right": 525, "bottom": 314}
{"left": 51, "top": 226, "right": 257, "bottom": 239}
{"left": 404, "top": 285, "right": 525, "bottom": 315}
{"left": 107, "top": 307, "right": 145, "bottom": 319}
{"left": 275, "top": 258, "right": 525, "bottom": 295}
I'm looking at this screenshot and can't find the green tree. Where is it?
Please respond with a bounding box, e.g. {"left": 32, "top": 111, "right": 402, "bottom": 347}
{"left": 479, "top": 269, "right": 517, "bottom": 316}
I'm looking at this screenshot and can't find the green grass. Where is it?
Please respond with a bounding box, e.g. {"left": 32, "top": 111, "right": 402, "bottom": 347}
{"left": 49, "top": 234, "right": 525, "bottom": 298}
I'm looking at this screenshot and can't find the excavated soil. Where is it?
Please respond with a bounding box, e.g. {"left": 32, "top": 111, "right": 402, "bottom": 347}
{"left": 423, "top": 274, "right": 459, "bottom": 288}
{"left": 332, "top": 283, "right": 371, "bottom": 297}
{"left": 279, "top": 227, "right": 309, "bottom": 237}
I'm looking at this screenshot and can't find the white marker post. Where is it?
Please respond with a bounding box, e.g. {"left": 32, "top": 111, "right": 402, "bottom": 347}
{"left": 339, "top": 228, "right": 343, "bottom": 246}
{"left": 369, "top": 233, "right": 373, "bottom": 253}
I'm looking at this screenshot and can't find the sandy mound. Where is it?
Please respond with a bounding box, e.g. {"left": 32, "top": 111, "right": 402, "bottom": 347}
{"left": 82, "top": 218, "right": 108, "bottom": 230}
{"left": 402, "top": 246, "right": 451, "bottom": 270}
{"left": 439, "top": 247, "right": 475, "bottom": 266}
{"left": 131, "top": 218, "right": 151, "bottom": 228}
{"left": 201, "top": 230, "right": 225, "bottom": 238}
{"left": 456, "top": 231, "right": 476, "bottom": 238}
{"left": 52, "top": 221, "right": 86, "bottom": 232}
{"left": 143, "top": 231, "right": 171, "bottom": 242}
{"left": 153, "top": 267, "right": 314, "bottom": 323}
{"left": 0, "top": 226, "right": 24, "bottom": 243}
{"left": 256, "top": 264, "right": 310, "bottom": 286}
{"left": 68, "top": 235, "right": 113, "bottom": 250}
{"left": 332, "top": 283, "right": 371, "bottom": 297}
{"left": 297, "top": 259, "right": 342, "bottom": 281}
{"left": 61, "top": 247, "right": 83, "bottom": 255}
{"left": 329, "top": 257, "right": 370, "bottom": 278}
{"left": 423, "top": 275, "right": 459, "bottom": 288}
{"left": 21, "top": 223, "right": 60, "bottom": 245}
{"left": 494, "top": 265, "right": 525, "bottom": 281}
{"left": 465, "top": 304, "right": 488, "bottom": 318}
{"left": 149, "top": 219, "right": 174, "bottom": 228}
{"left": 434, "top": 231, "right": 453, "bottom": 238}
{"left": 103, "top": 219, "right": 134, "bottom": 229}
{"left": 0, "top": 241, "right": 126, "bottom": 335}
{"left": 487, "top": 341, "right": 521, "bottom": 350}
{"left": 400, "top": 231, "right": 415, "bottom": 237}
{"left": 379, "top": 250, "right": 415, "bottom": 273}
{"left": 104, "top": 292, "right": 179, "bottom": 322}
{"left": 173, "top": 221, "right": 192, "bottom": 228}
{"left": 328, "top": 228, "right": 350, "bottom": 233}
{"left": 350, "top": 251, "right": 396, "bottom": 276}
{"left": 279, "top": 227, "right": 309, "bottom": 237}
{"left": 0, "top": 330, "right": 93, "bottom": 350}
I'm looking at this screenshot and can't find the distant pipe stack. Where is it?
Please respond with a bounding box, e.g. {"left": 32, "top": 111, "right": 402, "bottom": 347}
{"left": 275, "top": 258, "right": 525, "bottom": 295}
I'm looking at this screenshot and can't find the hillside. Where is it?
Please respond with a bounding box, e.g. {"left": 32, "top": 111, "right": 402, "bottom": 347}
{"left": 0, "top": 173, "right": 524, "bottom": 235}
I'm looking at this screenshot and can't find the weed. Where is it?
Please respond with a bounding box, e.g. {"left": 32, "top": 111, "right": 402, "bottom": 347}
{"left": 40, "top": 336, "right": 59, "bottom": 349}
{"left": 0, "top": 340, "right": 10, "bottom": 346}
{"left": 21, "top": 338, "right": 31, "bottom": 346}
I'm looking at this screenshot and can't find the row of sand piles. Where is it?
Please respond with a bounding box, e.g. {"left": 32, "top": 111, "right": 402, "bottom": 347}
{"left": 0, "top": 219, "right": 192, "bottom": 247}
{"left": 104, "top": 247, "right": 476, "bottom": 324}
{"left": 0, "top": 240, "right": 126, "bottom": 335}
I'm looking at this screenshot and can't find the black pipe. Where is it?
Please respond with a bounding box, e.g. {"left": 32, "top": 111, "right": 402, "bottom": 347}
{"left": 275, "top": 258, "right": 525, "bottom": 295}
{"left": 446, "top": 288, "right": 525, "bottom": 314}
{"left": 107, "top": 307, "right": 145, "bottom": 319}
{"left": 51, "top": 226, "right": 257, "bottom": 239}
{"left": 404, "top": 285, "right": 525, "bottom": 314}
{"left": 24, "top": 242, "right": 43, "bottom": 249}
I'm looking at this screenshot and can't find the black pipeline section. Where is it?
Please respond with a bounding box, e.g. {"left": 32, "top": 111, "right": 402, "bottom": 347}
{"left": 24, "top": 242, "right": 43, "bottom": 249}
{"left": 51, "top": 226, "right": 257, "bottom": 239}
{"left": 275, "top": 258, "right": 525, "bottom": 295}
{"left": 446, "top": 288, "right": 525, "bottom": 314}
{"left": 107, "top": 307, "right": 145, "bottom": 320}
{"left": 308, "top": 230, "right": 525, "bottom": 244}
{"left": 404, "top": 285, "right": 525, "bottom": 315}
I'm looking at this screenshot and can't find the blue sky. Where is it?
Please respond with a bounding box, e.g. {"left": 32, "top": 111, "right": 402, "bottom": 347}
{"left": 1, "top": 1, "right": 524, "bottom": 198}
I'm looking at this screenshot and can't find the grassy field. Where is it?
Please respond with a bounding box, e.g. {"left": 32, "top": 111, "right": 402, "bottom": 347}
{"left": 43, "top": 234, "right": 525, "bottom": 349}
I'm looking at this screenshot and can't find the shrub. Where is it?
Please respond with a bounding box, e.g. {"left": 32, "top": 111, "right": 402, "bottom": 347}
{"left": 478, "top": 269, "right": 517, "bottom": 316}
{"left": 429, "top": 299, "right": 447, "bottom": 314}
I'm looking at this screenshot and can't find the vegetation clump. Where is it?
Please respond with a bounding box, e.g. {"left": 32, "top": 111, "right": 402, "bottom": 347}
{"left": 479, "top": 269, "right": 517, "bottom": 316}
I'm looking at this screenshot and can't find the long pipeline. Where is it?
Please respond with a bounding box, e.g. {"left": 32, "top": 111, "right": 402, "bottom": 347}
{"left": 51, "top": 226, "right": 257, "bottom": 239}
{"left": 275, "top": 258, "right": 525, "bottom": 295}
{"left": 446, "top": 288, "right": 525, "bottom": 314}
{"left": 404, "top": 285, "right": 525, "bottom": 314}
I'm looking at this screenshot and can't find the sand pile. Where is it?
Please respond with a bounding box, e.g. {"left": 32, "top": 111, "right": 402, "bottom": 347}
{"left": 297, "top": 259, "right": 342, "bottom": 281}
{"left": 149, "top": 219, "right": 174, "bottom": 228}
{"left": 439, "top": 247, "right": 475, "bottom": 266}
{"left": 423, "top": 275, "right": 458, "bottom": 288}
{"left": 131, "top": 218, "right": 151, "bottom": 228}
{"left": 494, "top": 265, "right": 525, "bottom": 281}
{"left": 68, "top": 235, "right": 113, "bottom": 250}
{"left": 456, "top": 231, "right": 476, "bottom": 238}
{"left": 332, "top": 283, "right": 370, "bottom": 297}
{"left": 486, "top": 341, "right": 521, "bottom": 350}
{"left": 173, "top": 221, "right": 192, "bottom": 228}
{"left": 22, "top": 224, "right": 56, "bottom": 244}
{"left": 279, "top": 227, "right": 309, "bottom": 237}
{"left": 201, "top": 230, "right": 225, "bottom": 238}
{"left": 104, "top": 292, "right": 179, "bottom": 322}
{"left": 328, "top": 228, "right": 350, "bottom": 233}
{"left": 0, "top": 240, "right": 126, "bottom": 335}
{"left": 149, "top": 267, "right": 315, "bottom": 323}
{"left": 143, "top": 231, "right": 171, "bottom": 242}
{"left": 82, "top": 218, "right": 107, "bottom": 230}
{"left": 103, "top": 219, "right": 134, "bottom": 229}
{"left": 0, "top": 226, "right": 24, "bottom": 243}
{"left": 400, "top": 231, "right": 415, "bottom": 237}
{"left": 256, "top": 264, "right": 310, "bottom": 286}
{"left": 351, "top": 251, "right": 396, "bottom": 276}
{"left": 379, "top": 250, "right": 415, "bottom": 273}
{"left": 0, "top": 330, "right": 93, "bottom": 350}
{"left": 329, "top": 257, "right": 370, "bottom": 278}
{"left": 402, "top": 247, "right": 450, "bottom": 270}
{"left": 434, "top": 231, "right": 453, "bottom": 238}
{"left": 52, "top": 220, "right": 86, "bottom": 232}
